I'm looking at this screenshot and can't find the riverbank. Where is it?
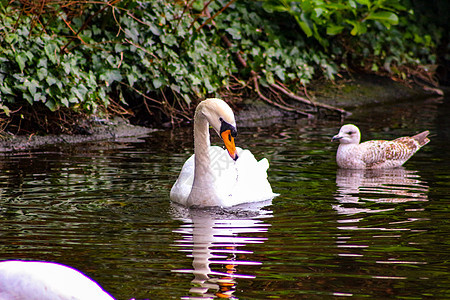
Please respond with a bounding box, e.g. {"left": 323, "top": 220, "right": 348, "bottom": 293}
{"left": 0, "top": 74, "right": 443, "bottom": 152}
{"left": 0, "top": 117, "right": 155, "bottom": 152}
{"left": 235, "top": 74, "right": 442, "bottom": 126}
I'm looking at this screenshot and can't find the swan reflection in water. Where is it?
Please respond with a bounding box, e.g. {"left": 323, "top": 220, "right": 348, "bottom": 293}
{"left": 171, "top": 201, "right": 272, "bottom": 299}
{"left": 333, "top": 167, "right": 429, "bottom": 215}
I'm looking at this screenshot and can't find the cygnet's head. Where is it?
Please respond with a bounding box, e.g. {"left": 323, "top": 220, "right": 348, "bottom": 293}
{"left": 332, "top": 124, "right": 361, "bottom": 145}
{"left": 197, "top": 98, "right": 238, "bottom": 160}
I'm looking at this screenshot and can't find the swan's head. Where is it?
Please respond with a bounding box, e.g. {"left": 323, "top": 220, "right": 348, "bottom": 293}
{"left": 198, "top": 98, "right": 238, "bottom": 160}
{"left": 332, "top": 124, "right": 361, "bottom": 145}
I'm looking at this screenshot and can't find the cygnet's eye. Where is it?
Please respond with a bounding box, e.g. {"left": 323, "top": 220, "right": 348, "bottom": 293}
{"left": 347, "top": 131, "right": 355, "bottom": 135}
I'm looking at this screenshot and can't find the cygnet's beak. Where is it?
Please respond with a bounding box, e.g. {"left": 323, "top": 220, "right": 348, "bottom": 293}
{"left": 221, "top": 129, "right": 238, "bottom": 161}
{"left": 331, "top": 134, "right": 343, "bottom": 142}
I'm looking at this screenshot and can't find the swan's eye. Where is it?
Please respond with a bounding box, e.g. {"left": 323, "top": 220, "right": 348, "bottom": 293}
{"left": 219, "top": 117, "right": 223, "bottom": 122}
{"left": 231, "top": 128, "right": 237, "bottom": 137}
{"left": 347, "top": 131, "right": 355, "bottom": 135}
{"left": 220, "top": 119, "right": 238, "bottom": 137}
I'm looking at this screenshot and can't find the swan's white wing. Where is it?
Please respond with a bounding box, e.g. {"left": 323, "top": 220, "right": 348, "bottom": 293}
{"left": 225, "top": 148, "right": 278, "bottom": 206}
{"left": 170, "top": 146, "right": 236, "bottom": 206}
{"left": 171, "top": 147, "right": 277, "bottom": 207}
{"left": 170, "top": 154, "right": 195, "bottom": 205}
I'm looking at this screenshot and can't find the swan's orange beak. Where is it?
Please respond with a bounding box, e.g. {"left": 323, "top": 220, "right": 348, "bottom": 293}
{"left": 221, "top": 130, "right": 238, "bottom": 161}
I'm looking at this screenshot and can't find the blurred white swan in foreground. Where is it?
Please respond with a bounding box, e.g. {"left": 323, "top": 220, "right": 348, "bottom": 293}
{"left": 170, "top": 98, "right": 278, "bottom": 207}
{"left": 0, "top": 260, "right": 114, "bottom": 300}
{"left": 332, "top": 124, "right": 430, "bottom": 169}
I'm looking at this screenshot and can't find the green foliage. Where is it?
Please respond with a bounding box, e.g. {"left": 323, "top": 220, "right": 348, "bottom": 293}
{"left": 338, "top": 4, "right": 439, "bottom": 74}
{"left": 260, "top": 0, "right": 404, "bottom": 47}
{"left": 0, "top": 1, "right": 239, "bottom": 117}
{"left": 258, "top": 0, "right": 440, "bottom": 74}
{"left": 215, "top": 1, "right": 335, "bottom": 85}
{"left": 0, "top": 4, "right": 106, "bottom": 114}
{"left": 0, "top": 0, "right": 443, "bottom": 121}
{"left": 111, "top": 1, "right": 237, "bottom": 104}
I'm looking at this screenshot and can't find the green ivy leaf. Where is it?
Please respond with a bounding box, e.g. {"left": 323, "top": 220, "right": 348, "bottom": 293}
{"left": 44, "top": 43, "right": 58, "bottom": 64}
{"left": 0, "top": 104, "right": 11, "bottom": 116}
{"left": 125, "top": 27, "right": 140, "bottom": 43}
{"left": 161, "top": 34, "right": 177, "bottom": 46}
{"left": 189, "top": 74, "right": 201, "bottom": 86}
{"left": 225, "top": 28, "right": 241, "bottom": 40}
{"left": 127, "top": 73, "right": 137, "bottom": 87}
{"left": 46, "top": 75, "right": 57, "bottom": 86}
{"left": 100, "top": 70, "right": 122, "bottom": 86}
{"left": 0, "top": 83, "right": 14, "bottom": 95}
{"left": 15, "top": 53, "right": 28, "bottom": 72}
{"left": 37, "top": 58, "right": 48, "bottom": 69}
{"left": 71, "top": 84, "right": 88, "bottom": 102}
{"left": 33, "top": 92, "right": 44, "bottom": 102}
{"left": 45, "top": 99, "right": 57, "bottom": 111}
{"left": 22, "top": 93, "right": 33, "bottom": 105}
{"left": 148, "top": 23, "right": 162, "bottom": 36}
{"left": 62, "top": 61, "right": 72, "bottom": 75}
{"left": 37, "top": 68, "right": 48, "bottom": 81}
{"left": 152, "top": 77, "right": 164, "bottom": 89}
{"left": 24, "top": 79, "right": 39, "bottom": 96}
{"left": 60, "top": 97, "right": 69, "bottom": 107}
{"left": 274, "top": 66, "right": 285, "bottom": 81}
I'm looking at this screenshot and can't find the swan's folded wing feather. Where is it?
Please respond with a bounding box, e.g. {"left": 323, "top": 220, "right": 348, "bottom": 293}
{"left": 171, "top": 146, "right": 277, "bottom": 207}
{"left": 232, "top": 149, "right": 277, "bottom": 202}
{"left": 170, "top": 154, "right": 195, "bottom": 204}
{"left": 257, "top": 157, "right": 270, "bottom": 173}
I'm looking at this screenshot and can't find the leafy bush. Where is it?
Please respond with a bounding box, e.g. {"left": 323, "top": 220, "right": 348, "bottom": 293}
{"left": 0, "top": 1, "right": 240, "bottom": 122}
{"left": 260, "top": 0, "right": 404, "bottom": 45}
{"left": 258, "top": 0, "right": 440, "bottom": 73}
{"left": 0, "top": 0, "right": 443, "bottom": 128}
{"left": 0, "top": 3, "right": 107, "bottom": 114}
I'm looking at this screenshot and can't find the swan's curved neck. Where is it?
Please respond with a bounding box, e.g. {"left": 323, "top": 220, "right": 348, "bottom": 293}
{"left": 187, "top": 110, "right": 217, "bottom": 206}
{"left": 193, "top": 111, "right": 212, "bottom": 181}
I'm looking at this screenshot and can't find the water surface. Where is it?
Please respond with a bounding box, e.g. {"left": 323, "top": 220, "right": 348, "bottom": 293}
{"left": 0, "top": 95, "right": 449, "bottom": 299}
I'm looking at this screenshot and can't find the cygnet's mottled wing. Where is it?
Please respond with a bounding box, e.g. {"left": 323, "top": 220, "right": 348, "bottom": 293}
{"left": 360, "top": 135, "right": 426, "bottom": 168}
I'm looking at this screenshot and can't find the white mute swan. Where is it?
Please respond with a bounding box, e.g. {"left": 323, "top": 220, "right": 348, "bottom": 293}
{"left": 170, "top": 98, "right": 278, "bottom": 207}
{"left": 332, "top": 124, "right": 430, "bottom": 169}
{"left": 0, "top": 260, "right": 114, "bottom": 300}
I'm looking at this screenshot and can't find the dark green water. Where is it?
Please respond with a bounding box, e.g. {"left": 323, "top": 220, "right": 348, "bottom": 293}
{"left": 0, "top": 96, "right": 449, "bottom": 299}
